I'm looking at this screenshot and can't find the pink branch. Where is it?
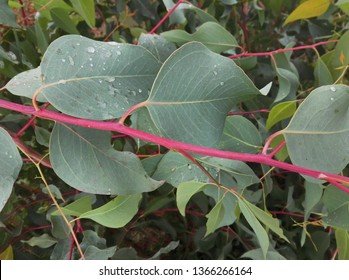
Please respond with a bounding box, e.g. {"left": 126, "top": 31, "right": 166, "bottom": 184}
{"left": 1, "top": 99, "right": 349, "bottom": 193}
{"left": 149, "top": 0, "right": 186, "bottom": 34}
{"left": 228, "top": 40, "right": 337, "bottom": 59}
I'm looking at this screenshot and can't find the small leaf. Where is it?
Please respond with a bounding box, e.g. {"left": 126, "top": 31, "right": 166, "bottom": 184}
{"left": 335, "top": 228, "right": 349, "bottom": 260}
{"left": 138, "top": 33, "right": 176, "bottom": 63}
{"left": 161, "top": 22, "right": 239, "bottom": 53}
{"left": 304, "top": 182, "right": 323, "bottom": 220}
{"left": 238, "top": 198, "right": 269, "bottom": 258}
{"left": 50, "top": 123, "right": 163, "bottom": 195}
{"left": 0, "top": 128, "right": 23, "bottom": 212}
{"left": 219, "top": 116, "right": 262, "bottom": 154}
{"left": 266, "top": 101, "right": 297, "bottom": 131}
{"left": 176, "top": 181, "right": 210, "bottom": 216}
{"left": 70, "top": 0, "right": 95, "bottom": 28}
{"left": 50, "top": 8, "right": 80, "bottom": 34}
{"left": 242, "top": 199, "right": 289, "bottom": 242}
{"left": 51, "top": 196, "right": 92, "bottom": 216}
{"left": 22, "top": 234, "right": 57, "bottom": 248}
{"left": 79, "top": 194, "right": 142, "bottom": 228}
{"left": 205, "top": 197, "right": 225, "bottom": 237}
{"left": 5, "top": 67, "right": 47, "bottom": 102}
{"left": 274, "top": 68, "right": 299, "bottom": 102}
{"left": 314, "top": 57, "right": 334, "bottom": 87}
{"left": 283, "top": 0, "right": 331, "bottom": 26}
{"left": 143, "top": 42, "right": 260, "bottom": 147}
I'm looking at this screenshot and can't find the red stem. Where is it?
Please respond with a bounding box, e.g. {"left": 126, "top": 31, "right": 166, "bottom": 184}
{"left": 149, "top": 0, "right": 186, "bottom": 34}
{"left": 0, "top": 99, "right": 348, "bottom": 193}
{"left": 18, "top": 0, "right": 30, "bottom": 27}
{"left": 228, "top": 40, "right": 338, "bottom": 59}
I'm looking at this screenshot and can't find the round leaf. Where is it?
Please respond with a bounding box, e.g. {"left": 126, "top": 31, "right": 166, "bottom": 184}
{"left": 143, "top": 42, "right": 260, "bottom": 147}
{"left": 284, "top": 85, "right": 349, "bottom": 178}
{"left": 41, "top": 35, "right": 162, "bottom": 120}
{"left": 50, "top": 123, "right": 163, "bottom": 195}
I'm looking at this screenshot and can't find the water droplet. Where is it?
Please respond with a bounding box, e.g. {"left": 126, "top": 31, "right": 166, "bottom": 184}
{"left": 108, "top": 41, "right": 118, "bottom": 46}
{"left": 7, "top": 51, "right": 17, "bottom": 61}
{"left": 89, "top": 58, "right": 93, "bottom": 61}
{"left": 107, "top": 188, "right": 111, "bottom": 195}
{"left": 87, "top": 46, "right": 95, "bottom": 53}
{"left": 61, "top": 58, "right": 66, "bottom": 63}
{"left": 106, "top": 77, "right": 115, "bottom": 82}
{"left": 138, "top": 89, "right": 142, "bottom": 93}
{"left": 213, "top": 71, "right": 217, "bottom": 76}
{"left": 102, "top": 67, "right": 106, "bottom": 71}
{"left": 5, "top": 151, "right": 8, "bottom": 156}
{"left": 187, "top": 164, "right": 192, "bottom": 170}
{"left": 76, "top": 43, "right": 80, "bottom": 46}
{"left": 90, "top": 63, "right": 94, "bottom": 67}
{"left": 80, "top": 65, "right": 84, "bottom": 69}
{"left": 214, "top": 64, "right": 217, "bottom": 68}
{"left": 171, "top": 167, "right": 176, "bottom": 172}
{"left": 68, "top": 56, "right": 74, "bottom": 65}
{"left": 99, "top": 101, "right": 107, "bottom": 109}
{"left": 116, "top": 50, "right": 121, "bottom": 55}
{"left": 105, "top": 51, "right": 112, "bottom": 57}
{"left": 99, "top": 80, "right": 102, "bottom": 84}
{"left": 330, "top": 97, "right": 334, "bottom": 101}
{"left": 220, "top": 82, "right": 224, "bottom": 86}
{"left": 330, "top": 86, "right": 336, "bottom": 92}
{"left": 9, "top": 155, "right": 13, "bottom": 159}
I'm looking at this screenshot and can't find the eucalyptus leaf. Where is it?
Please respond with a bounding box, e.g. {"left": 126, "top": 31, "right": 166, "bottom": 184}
{"left": 161, "top": 22, "right": 239, "bottom": 53}
{"left": 5, "top": 67, "right": 47, "bottom": 102}
{"left": 40, "top": 35, "right": 162, "bottom": 120}
{"left": 205, "top": 197, "right": 225, "bottom": 237}
{"left": 284, "top": 85, "right": 349, "bottom": 179}
{"left": 0, "top": 0, "right": 19, "bottom": 28}
{"left": 138, "top": 33, "right": 176, "bottom": 63}
{"left": 22, "top": 234, "right": 57, "bottom": 248}
{"left": 0, "top": 128, "right": 23, "bottom": 213}
{"left": 238, "top": 198, "right": 269, "bottom": 258}
{"left": 219, "top": 116, "right": 262, "bottom": 153}
{"left": 274, "top": 68, "right": 299, "bottom": 102}
{"left": 79, "top": 194, "right": 142, "bottom": 228}
{"left": 143, "top": 42, "right": 260, "bottom": 147}
{"left": 176, "top": 181, "right": 210, "bottom": 216}
{"left": 50, "top": 123, "right": 163, "bottom": 195}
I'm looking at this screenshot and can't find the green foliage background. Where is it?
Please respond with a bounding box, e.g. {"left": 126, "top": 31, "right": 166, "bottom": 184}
{"left": 1, "top": 0, "right": 349, "bottom": 260}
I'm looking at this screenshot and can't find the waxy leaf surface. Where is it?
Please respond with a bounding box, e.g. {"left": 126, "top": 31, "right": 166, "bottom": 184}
{"left": 143, "top": 42, "right": 260, "bottom": 147}
{"left": 40, "top": 35, "right": 162, "bottom": 120}
{"left": 50, "top": 123, "right": 163, "bottom": 195}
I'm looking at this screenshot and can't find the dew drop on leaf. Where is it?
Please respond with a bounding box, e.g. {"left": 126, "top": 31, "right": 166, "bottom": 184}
{"left": 330, "top": 86, "right": 336, "bottom": 92}
{"left": 116, "top": 50, "right": 121, "bottom": 55}
{"left": 213, "top": 71, "right": 217, "bottom": 76}
{"left": 68, "top": 56, "right": 74, "bottom": 66}
{"left": 220, "top": 82, "right": 224, "bottom": 86}
{"left": 87, "top": 47, "right": 96, "bottom": 53}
